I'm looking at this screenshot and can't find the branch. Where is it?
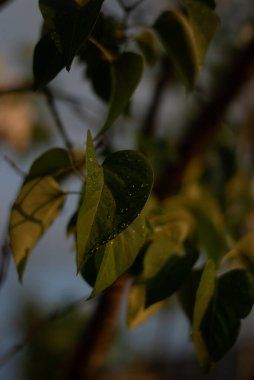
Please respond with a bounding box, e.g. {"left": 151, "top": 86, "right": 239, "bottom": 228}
{"left": 65, "top": 274, "right": 129, "bottom": 380}
{"left": 154, "top": 36, "right": 254, "bottom": 199}
{"left": 0, "top": 240, "right": 10, "bottom": 293}
{"left": 0, "top": 82, "right": 33, "bottom": 96}
{"left": 142, "top": 56, "right": 171, "bottom": 137}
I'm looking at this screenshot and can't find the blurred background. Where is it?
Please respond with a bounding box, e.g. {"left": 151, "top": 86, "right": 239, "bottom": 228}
{"left": 0, "top": 0, "right": 254, "bottom": 379}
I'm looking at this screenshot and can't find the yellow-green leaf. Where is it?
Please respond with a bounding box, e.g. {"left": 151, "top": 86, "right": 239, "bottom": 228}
{"left": 9, "top": 176, "right": 66, "bottom": 280}
{"left": 192, "top": 260, "right": 216, "bottom": 371}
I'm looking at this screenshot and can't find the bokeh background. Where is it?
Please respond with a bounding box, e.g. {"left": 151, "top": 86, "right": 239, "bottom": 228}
{"left": 0, "top": 0, "right": 254, "bottom": 379}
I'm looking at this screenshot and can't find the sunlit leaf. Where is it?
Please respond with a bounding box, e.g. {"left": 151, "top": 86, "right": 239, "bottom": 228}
{"left": 90, "top": 214, "right": 146, "bottom": 297}
{"left": 192, "top": 260, "right": 217, "bottom": 372}
{"left": 76, "top": 131, "right": 153, "bottom": 271}
{"left": 96, "top": 52, "right": 143, "bottom": 137}
{"left": 9, "top": 177, "right": 66, "bottom": 280}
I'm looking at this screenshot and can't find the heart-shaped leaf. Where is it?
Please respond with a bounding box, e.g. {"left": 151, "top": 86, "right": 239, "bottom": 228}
{"left": 154, "top": 3, "right": 218, "bottom": 90}
{"left": 90, "top": 213, "right": 146, "bottom": 297}
{"left": 96, "top": 52, "right": 143, "bottom": 137}
{"left": 132, "top": 208, "right": 199, "bottom": 308}
{"left": 76, "top": 131, "right": 153, "bottom": 271}
{"left": 9, "top": 177, "right": 66, "bottom": 280}
{"left": 25, "top": 148, "right": 72, "bottom": 183}
{"left": 200, "top": 269, "right": 254, "bottom": 364}
{"left": 33, "top": 34, "right": 65, "bottom": 89}
{"left": 192, "top": 235, "right": 254, "bottom": 371}
{"left": 39, "top": 0, "right": 104, "bottom": 69}
{"left": 127, "top": 282, "right": 166, "bottom": 329}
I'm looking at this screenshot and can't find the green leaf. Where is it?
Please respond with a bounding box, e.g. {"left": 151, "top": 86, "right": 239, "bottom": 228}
{"left": 222, "top": 233, "right": 254, "bottom": 274}
{"left": 9, "top": 177, "right": 66, "bottom": 280}
{"left": 25, "top": 148, "right": 72, "bottom": 183}
{"left": 144, "top": 238, "right": 199, "bottom": 307}
{"left": 154, "top": 4, "right": 219, "bottom": 90}
{"left": 192, "top": 260, "right": 217, "bottom": 372}
{"left": 39, "top": 0, "right": 104, "bottom": 70}
{"left": 33, "top": 34, "right": 65, "bottom": 89}
{"left": 135, "top": 29, "right": 160, "bottom": 65}
{"left": 133, "top": 208, "right": 199, "bottom": 307}
{"left": 76, "top": 131, "right": 153, "bottom": 271}
{"left": 200, "top": 269, "right": 254, "bottom": 363}
{"left": 91, "top": 214, "right": 146, "bottom": 297}
{"left": 127, "top": 282, "right": 166, "bottom": 329}
{"left": 192, "top": 235, "right": 254, "bottom": 370}
{"left": 180, "top": 0, "right": 219, "bottom": 65}
{"left": 179, "top": 184, "right": 228, "bottom": 261}
{"left": 96, "top": 52, "right": 143, "bottom": 137}
{"left": 76, "top": 131, "right": 104, "bottom": 270}
{"left": 178, "top": 269, "right": 203, "bottom": 322}
{"left": 154, "top": 11, "right": 198, "bottom": 89}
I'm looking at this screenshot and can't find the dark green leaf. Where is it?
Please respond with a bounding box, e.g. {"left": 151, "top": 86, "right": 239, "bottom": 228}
{"left": 33, "top": 34, "right": 65, "bottom": 89}
{"left": 192, "top": 260, "right": 216, "bottom": 371}
{"left": 76, "top": 131, "right": 153, "bottom": 271}
{"left": 127, "top": 282, "right": 166, "bottom": 329}
{"left": 180, "top": 0, "right": 219, "bottom": 63}
{"left": 25, "top": 148, "right": 72, "bottom": 183}
{"left": 133, "top": 208, "right": 199, "bottom": 307}
{"left": 86, "top": 56, "right": 112, "bottom": 102}
{"left": 39, "top": 0, "right": 104, "bottom": 69}
{"left": 200, "top": 269, "right": 254, "bottom": 363}
{"left": 9, "top": 177, "right": 66, "bottom": 280}
{"left": 96, "top": 52, "right": 143, "bottom": 137}
{"left": 178, "top": 268, "right": 203, "bottom": 322}
{"left": 154, "top": 3, "right": 219, "bottom": 90}
{"left": 154, "top": 11, "right": 198, "bottom": 90}
{"left": 144, "top": 239, "right": 199, "bottom": 307}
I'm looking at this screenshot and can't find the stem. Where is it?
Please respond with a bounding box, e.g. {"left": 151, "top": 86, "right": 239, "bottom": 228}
{"left": 65, "top": 274, "right": 129, "bottom": 380}
{"left": 43, "top": 87, "right": 73, "bottom": 151}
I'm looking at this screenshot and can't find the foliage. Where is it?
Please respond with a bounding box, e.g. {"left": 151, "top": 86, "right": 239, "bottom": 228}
{"left": 1, "top": 0, "right": 254, "bottom": 376}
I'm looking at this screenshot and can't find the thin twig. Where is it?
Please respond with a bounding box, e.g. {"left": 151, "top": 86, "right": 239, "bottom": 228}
{"left": 43, "top": 87, "right": 73, "bottom": 151}
{"left": 3, "top": 155, "right": 26, "bottom": 177}
{"left": 0, "top": 240, "right": 11, "bottom": 293}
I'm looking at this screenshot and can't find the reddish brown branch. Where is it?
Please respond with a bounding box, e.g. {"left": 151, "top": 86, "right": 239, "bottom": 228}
{"left": 154, "top": 37, "right": 254, "bottom": 199}
{"left": 65, "top": 274, "right": 129, "bottom": 380}
{"left": 142, "top": 56, "right": 171, "bottom": 137}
